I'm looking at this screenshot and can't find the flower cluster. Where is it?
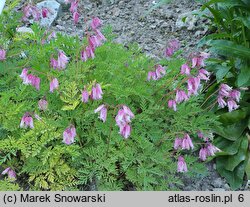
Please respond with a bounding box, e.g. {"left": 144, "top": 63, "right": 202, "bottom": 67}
{"left": 50, "top": 78, "right": 59, "bottom": 93}
{"left": 20, "top": 68, "right": 40, "bottom": 90}
{"left": 63, "top": 125, "right": 77, "bottom": 145}
{"left": 81, "top": 83, "right": 103, "bottom": 103}
{"left": 167, "top": 52, "right": 210, "bottom": 111}
{"left": 174, "top": 133, "right": 194, "bottom": 150}
{"left": 147, "top": 65, "right": 166, "bottom": 81}
{"left": 0, "top": 49, "right": 6, "bottom": 60}
{"left": 95, "top": 104, "right": 107, "bottom": 122}
{"left": 65, "top": 0, "right": 80, "bottom": 24}
{"left": 165, "top": 39, "right": 180, "bottom": 57}
{"left": 1, "top": 167, "right": 16, "bottom": 180}
{"left": 38, "top": 99, "right": 48, "bottom": 111}
{"left": 22, "top": 4, "right": 49, "bottom": 22}
{"left": 177, "top": 156, "right": 187, "bottom": 173}
{"left": 41, "top": 30, "right": 56, "bottom": 45}
{"left": 198, "top": 132, "right": 220, "bottom": 161}
{"left": 115, "top": 106, "right": 135, "bottom": 139}
{"left": 20, "top": 113, "right": 34, "bottom": 129}
{"left": 81, "top": 17, "right": 106, "bottom": 62}
{"left": 217, "top": 83, "right": 240, "bottom": 112}
{"left": 50, "top": 50, "right": 69, "bottom": 70}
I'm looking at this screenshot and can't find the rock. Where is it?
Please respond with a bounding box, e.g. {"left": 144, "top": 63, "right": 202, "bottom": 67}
{"left": 37, "top": 0, "right": 62, "bottom": 27}
{"left": 56, "top": 0, "right": 70, "bottom": 11}
{"left": 0, "top": 0, "right": 6, "bottom": 15}
{"left": 161, "top": 22, "right": 168, "bottom": 29}
{"left": 112, "top": 7, "right": 120, "bottom": 17}
{"left": 224, "top": 184, "right": 230, "bottom": 191}
{"left": 16, "top": 27, "right": 34, "bottom": 34}
{"left": 212, "top": 178, "right": 223, "bottom": 188}
{"left": 176, "top": 10, "right": 199, "bottom": 31}
{"left": 213, "top": 188, "right": 225, "bottom": 191}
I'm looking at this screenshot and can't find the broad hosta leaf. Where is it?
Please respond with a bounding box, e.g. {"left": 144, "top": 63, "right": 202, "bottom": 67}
{"left": 225, "top": 136, "right": 248, "bottom": 171}
{"left": 215, "top": 65, "right": 230, "bottom": 81}
{"left": 215, "top": 120, "right": 247, "bottom": 140}
{"left": 215, "top": 136, "right": 242, "bottom": 155}
{"left": 216, "top": 157, "right": 247, "bottom": 190}
{"left": 245, "top": 152, "right": 250, "bottom": 180}
{"left": 210, "top": 40, "right": 250, "bottom": 59}
{"left": 237, "top": 65, "right": 250, "bottom": 87}
{"left": 219, "top": 107, "right": 249, "bottom": 124}
{"left": 198, "top": 33, "right": 231, "bottom": 47}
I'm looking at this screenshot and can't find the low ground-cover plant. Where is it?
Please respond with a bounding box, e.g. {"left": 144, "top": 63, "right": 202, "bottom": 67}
{"left": 0, "top": 2, "right": 220, "bottom": 190}
{"left": 197, "top": 0, "right": 250, "bottom": 189}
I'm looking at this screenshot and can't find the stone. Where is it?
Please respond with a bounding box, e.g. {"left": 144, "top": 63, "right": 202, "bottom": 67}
{"left": 56, "top": 0, "right": 70, "bottom": 11}
{"left": 16, "top": 27, "right": 34, "bottom": 34}
{"left": 37, "top": 0, "right": 62, "bottom": 27}
{"left": 212, "top": 178, "right": 223, "bottom": 188}
{"left": 176, "top": 10, "right": 199, "bottom": 31}
{"left": 0, "top": 0, "right": 6, "bottom": 15}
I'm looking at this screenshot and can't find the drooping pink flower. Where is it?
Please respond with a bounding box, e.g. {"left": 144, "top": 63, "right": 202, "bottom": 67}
{"left": 119, "top": 124, "right": 131, "bottom": 139}
{"left": 95, "top": 29, "right": 106, "bottom": 42}
{"left": 168, "top": 99, "right": 177, "bottom": 111}
{"left": 81, "top": 50, "right": 88, "bottom": 62}
{"left": 147, "top": 71, "right": 157, "bottom": 81}
{"left": 177, "top": 156, "right": 188, "bottom": 172}
{"left": 155, "top": 65, "right": 166, "bottom": 79}
{"left": 90, "top": 83, "right": 103, "bottom": 100}
{"left": 91, "top": 17, "right": 102, "bottom": 30}
{"left": 217, "top": 96, "right": 227, "bottom": 108}
{"left": 197, "top": 131, "right": 204, "bottom": 139}
{"left": 180, "top": 63, "right": 190, "bottom": 75}
{"left": 50, "top": 58, "right": 58, "bottom": 69}
{"left": 174, "top": 138, "right": 182, "bottom": 150}
{"left": 81, "top": 88, "right": 89, "bottom": 103}
{"left": 169, "top": 39, "right": 180, "bottom": 50}
{"left": 88, "top": 36, "right": 102, "bottom": 49}
{"left": 50, "top": 78, "right": 59, "bottom": 93}
{"left": 22, "top": 4, "right": 41, "bottom": 22}
{"left": 57, "top": 50, "right": 69, "bottom": 69}
{"left": 69, "top": 0, "right": 78, "bottom": 13}
{"left": 48, "top": 31, "right": 56, "bottom": 41}
{"left": 227, "top": 99, "right": 239, "bottom": 112}
{"left": 63, "top": 125, "right": 77, "bottom": 145}
{"left": 0, "top": 49, "right": 6, "bottom": 60}
{"left": 165, "top": 47, "right": 174, "bottom": 57}
{"left": 199, "top": 147, "right": 207, "bottom": 161}
{"left": 30, "top": 75, "right": 40, "bottom": 90}
{"left": 86, "top": 45, "right": 95, "bottom": 59}
{"left": 42, "top": 8, "right": 49, "bottom": 18}
{"left": 165, "top": 39, "right": 180, "bottom": 57}
{"left": 20, "top": 113, "right": 34, "bottom": 129}
{"left": 1, "top": 167, "right": 16, "bottom": 179}
{"left": 198, "top": 69, "right": 210, "bottom": 81}
{"left": 115, "top": 106, "right": 134, "bottom": 139}
{"left": 187, "top": 77, "right": 201, "bottom": 96}
{"left": 219, "top": 83, "right": 232, "bottom": 97}
{"left": 38, "top": 99, "right": 48, "bottom": 111}
{"left": 206, "top": 143, "right": 220, "bottom": 156}
{"left": 94, "top": 104, "right": 107, "bottom": 122}
{"left": 192, "top": 54, "right": 207, "bottom": 68}
{"left": 175, "top": 90, "right": 188, "bottom": 103}
{"left": 229, "top": 89, "right": 240, "bottom": 103}
{"left": 121, "top": 106, "right": 133, "bottom": 119}
{"left": 200, "top": 52, "right": 210, "bottom": 59}
{"left": 73, "top": 11, "right": 80, "bottom": 24}
{"left": 20, "top": 68, "right": 28, "bottom": 82}
{"left": 181, "top": 134, "right": 194, "bottom": 150}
